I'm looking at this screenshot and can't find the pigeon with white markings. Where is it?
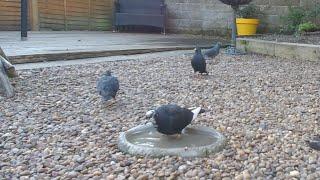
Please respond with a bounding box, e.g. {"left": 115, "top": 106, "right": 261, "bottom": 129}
{"left": 191, "top": 47, "right": 208, "bottom": 75}
{"left": 97, "top": 70, "right": 119, "bottom": 105}
{"left": 204, "top": 42, "right": 222, "bottom": 60}
{"left": 146, "top": 104, "right": 205, "bottom": 138}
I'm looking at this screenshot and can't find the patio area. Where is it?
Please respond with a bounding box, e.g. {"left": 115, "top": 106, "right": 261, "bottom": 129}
{"left": 0, "top": 31, "right": 223, "bottom": 64}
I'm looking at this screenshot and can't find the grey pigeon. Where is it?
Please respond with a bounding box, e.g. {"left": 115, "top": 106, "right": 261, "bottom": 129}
{"left": 146, "top": 104, "right": 204, "bottom": 137}
{"left": 306, "top": 135, "right": 320, "bottom": 151}
{"left": 204, "top": 42, "right": 222, "bottom": 60}
{"left": 97, "top": 70, "right": 119, "bottom": 103}
{"left": 191, "top": 47, "right": 208, "bottom": 74}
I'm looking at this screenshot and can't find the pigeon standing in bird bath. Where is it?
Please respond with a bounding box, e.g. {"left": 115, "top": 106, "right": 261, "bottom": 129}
{"left": 219, "top": 0, "right": 252, "bottom": 55}
{"left": 145, "top": 104, "right": 204, "bottom": 138}
{"left": 118, "top": 104, "right": 226, "bottom": 157}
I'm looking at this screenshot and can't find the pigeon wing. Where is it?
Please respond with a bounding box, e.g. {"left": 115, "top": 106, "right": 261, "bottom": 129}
{"left": 109, "top": 76, "right": 119, "bottom": 98}
{"left": 170, "top": 106, "right": 194, "bottom": 133}
{"left": 191, "top": 54, "right": 207, "bottom": 73}
{"left": 154, "top": 105, "right": 191, "bottom": 135}
{"left": 97, "top": 76, "right": 119, "bottom": 98}
{"left": 205, "top": 44, "right": 220, "bottom": 58}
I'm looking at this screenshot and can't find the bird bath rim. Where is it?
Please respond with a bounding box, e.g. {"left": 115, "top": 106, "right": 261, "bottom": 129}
{"left": 118, "top": 124, "right": 226, "bottom": 157}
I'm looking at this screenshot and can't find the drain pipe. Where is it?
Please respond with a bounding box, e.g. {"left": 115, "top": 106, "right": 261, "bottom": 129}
{"left": 231, "top": 5, "right": 238, "bottom": 51}
{"left": 21, "top": 0, "right": 28, "bottom": 41}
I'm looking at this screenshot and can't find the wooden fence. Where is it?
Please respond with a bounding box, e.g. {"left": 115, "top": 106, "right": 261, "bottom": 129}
{"left": 0, "top": 0, "right": 113, "bottom": 31}
{"left": 0, "top": 0, "right": 23, "bottom": 30}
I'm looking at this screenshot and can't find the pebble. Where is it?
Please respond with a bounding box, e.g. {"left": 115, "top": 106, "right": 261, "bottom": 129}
{"left": 93, "top": 170, "right": 102, "bottom": 176}
{"left": 242, "top": 170, "right": 251, "bottom": 180}
{"left": 106, "top": 174, "right": 115, "bottom": 180}
{"left": 178, "top": 165, "right": 188, "bottom": 173}
{"left": 136, "top": 175, "right": 148, "bottom": 180}
{"left": 66, "top": 171, "right": 78, "bottom": 178}
{"left": 289, "top": 171, "right": 300, "bottom": 177}
{"left": 20, "top": 171, "right": 31, "bottom": 176}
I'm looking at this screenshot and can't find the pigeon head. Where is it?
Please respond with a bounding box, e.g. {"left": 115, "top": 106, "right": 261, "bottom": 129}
{"left": 194, "top": 47, "right": 202, "bottom": 54}
{"left": 103, "top": 70, "right": 112, "bottom": 76}
{"left": 213, "top": 42, "right": 222, "bottom": 48}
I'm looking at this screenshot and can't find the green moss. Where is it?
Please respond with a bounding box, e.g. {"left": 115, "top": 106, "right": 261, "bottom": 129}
{"left": 239, "top": 40, "right": 248, "bottom": 45}
{"left": 298, "top": 22, "right": 319, "bottom": 33}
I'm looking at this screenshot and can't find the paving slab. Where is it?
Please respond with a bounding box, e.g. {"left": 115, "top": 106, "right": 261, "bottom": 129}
{"left": 237, "top": 38, "right": 320, "bottom": 61}
{"left": 0, "top": 31, "right": 224, "bottom": 64}
{"left": 14, "top": 50, "right": 193, "bottom": 70}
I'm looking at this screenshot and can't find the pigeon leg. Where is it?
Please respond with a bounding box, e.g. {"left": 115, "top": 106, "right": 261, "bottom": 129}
{"left": 105, "top": 99, "right": 116, "bottom": 107}
{"left": 199, "top": 72, "right": 209, "bottom": 76}
{"left": 193, "top": 72, "right": 199, "bottom": 79}
{"left": 171, "top": 134, "right": 181, "bottom": 139}
{"left": 195, "top": 73, "right": 199, "bottom": 78}
{"left": 167, "top": 134, "right": 182, "bottom": 139}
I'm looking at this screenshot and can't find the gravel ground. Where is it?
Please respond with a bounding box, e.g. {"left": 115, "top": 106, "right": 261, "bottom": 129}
{"left": 250, "top": 34, "right": 320, "bottom": 45}
{"left": 1, "top": 52, "right": 320, "bottom": 179}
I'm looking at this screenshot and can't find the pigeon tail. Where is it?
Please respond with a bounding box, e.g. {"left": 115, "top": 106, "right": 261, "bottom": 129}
{"left": 306, "top": 140, "right": 320, "bottom": 151}
{"left": 306, "top": 137, "right": 320, "bottom": 151}
{"left": 191, "top": 107, "right": 202, "bottom": 121}
{"left": 146, "top": 110, "right": 155, "bottom": 119}
{"left": 104, "top": 70, "right": 112, "bottom": 76}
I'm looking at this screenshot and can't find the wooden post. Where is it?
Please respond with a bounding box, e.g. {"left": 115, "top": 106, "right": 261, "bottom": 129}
{"left": 64, "top": 0, "right": 68, "bottom": 30}
{"left": 21, "top": 0, "right": 28, "bottom": 40}
{"left": 0, "top": 47, "right": 9, "bottom": 60}
{"left": 0, "top": 47, "right": 18, "bottom": 78}
{"left": 30, "top": 0, "right": 39, "bottom": 31}
{"left": 0, "top": 58, "right": 14, "bottom": 98}
{"left": 88, "top": 0, "right": 91, "bottom": 31}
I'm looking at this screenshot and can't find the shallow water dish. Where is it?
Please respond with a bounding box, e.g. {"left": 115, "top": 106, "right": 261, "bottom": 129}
{"left": 118, "top": 124, "right": 226, "bottom": 157}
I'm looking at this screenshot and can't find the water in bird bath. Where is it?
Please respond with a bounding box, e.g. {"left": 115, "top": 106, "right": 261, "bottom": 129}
{"left": 118, "top": 124, "right": 226, "bottom": 157}
{"left": 127, "top": 126, "right": 217, "bottom": 148}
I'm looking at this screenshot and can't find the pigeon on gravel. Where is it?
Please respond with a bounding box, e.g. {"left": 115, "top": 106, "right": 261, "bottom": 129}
{"left": 306, "top": 135, "right": 320, "bottom": 151}
{"left": 96, "top": 70, "right": 119, "bottom": 105}
{"left": 191, "top": 47, "right": 208, "bottom": 75}
{"left": 146, "top": 104, "right": 205, "bottom": 137}
{"left": 204, "top": 42, "right": 222, "bottom": 60}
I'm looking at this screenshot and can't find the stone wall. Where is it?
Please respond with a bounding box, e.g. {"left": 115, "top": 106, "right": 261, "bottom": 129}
{"left": 165, "top": 0, "right": 320, "bottom": 36}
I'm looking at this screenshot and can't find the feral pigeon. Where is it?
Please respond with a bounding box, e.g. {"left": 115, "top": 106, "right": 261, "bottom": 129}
{"left": 146, "top": 104, "right": 204, "bottom": 137}
{"left": 96, "top": 70, "right": 119, "bottom": 103}
{"left": 191, "top": 47, "right": 208, "bottom": 74}
{"left": 204, "top": 42, "right": 222, "bottom": 60}
{"left": 306, "top": 136, "right": 320, "bottom": 151}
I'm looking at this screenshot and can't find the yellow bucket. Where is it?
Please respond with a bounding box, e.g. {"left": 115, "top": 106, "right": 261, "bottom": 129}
{"left": 236, "top": 18, "right": 259, "bottom": 36}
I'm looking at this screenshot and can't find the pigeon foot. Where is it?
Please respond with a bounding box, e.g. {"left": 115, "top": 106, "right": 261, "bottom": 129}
{"left": 169, "top": 134, "right": 182, "bottom": 139}
{"left": 176, "top": 134, "right": 182, "bottom": 139}
{"left": 104, "top": 99, "right": 116, "bottom": 107}
{"left": 193, "top": 72, "right": 200, "bottom": 79}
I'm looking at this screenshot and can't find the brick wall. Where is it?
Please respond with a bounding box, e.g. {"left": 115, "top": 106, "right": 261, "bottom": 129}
{"left": 165, "top": 0, "right": 320, "bottom": 36}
